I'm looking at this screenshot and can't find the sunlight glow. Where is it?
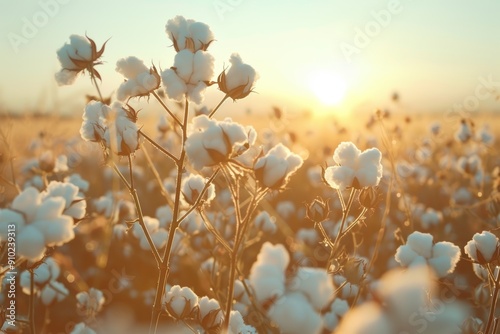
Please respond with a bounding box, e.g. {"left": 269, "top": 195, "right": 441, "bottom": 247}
{"left": 308, "top": 71, "right": 348, "bottom": 106}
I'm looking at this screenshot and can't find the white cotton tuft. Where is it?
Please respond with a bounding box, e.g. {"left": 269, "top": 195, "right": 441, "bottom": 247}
{"left": 164, "top": 285, "right": 199, "bottom": 319}
{"left": 290, "top": 267, "right": 334, "bottom": 311}
{"left": 268, "top": 292, "right": 323, "bottom": 334}
{"left": 465, "top": 231, "right": 499, "bottom": 263}
{"left": 325, "top": 142, "right": 383, "bottom": 190}
{"left": 406, "top": 231, "right": 434, "bottom": 259}
{"left": 115, "top": 56, "right": 160, "bottom": 101}
{"left": 335, "top": 302, "right": 393, "bottom": 334}
{"left": 254, "top": 143, "right": 303, "bottom": 189}
{"left": 181, "top": 174, "right": 216, "bottom": 205}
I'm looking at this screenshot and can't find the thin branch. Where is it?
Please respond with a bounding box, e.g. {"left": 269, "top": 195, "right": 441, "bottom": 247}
{"left": 152, "top": 91, "right": 182, "bottom": 127}
{"left": 209, "top": 94, "right": 230, "bottom": 118}
{"left": 139, "top": 129, "right": 178, "bottom": 163}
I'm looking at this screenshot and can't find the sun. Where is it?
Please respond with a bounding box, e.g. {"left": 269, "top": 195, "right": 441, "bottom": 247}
{"left": 308, "top": 71, "right": 348, "bottom": 106}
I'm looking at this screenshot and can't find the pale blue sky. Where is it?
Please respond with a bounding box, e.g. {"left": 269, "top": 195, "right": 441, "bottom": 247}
{"left": 0, "top": 0, "right": 499, "bottom": 115}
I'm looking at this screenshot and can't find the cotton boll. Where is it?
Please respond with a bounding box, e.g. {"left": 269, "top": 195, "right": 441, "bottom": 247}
{"left": 455, "top": 120, "right": 472, "bottom": 143}
{"left": 324, "top": 298, "right": 349, "bottom": 331}
{"left": 181, "top": 174, "right": 216, "bottom": 205}
{"left": 406, "top": 231, "right": 434, "bottom": 259}
{"left": 254, "top": 211, "right": 277, "bottom": 234}
{"left": 54, "top": 34, "right": 106, "bottom": 86}
{"left": 0, "top": 210, "right": 25, "bottom": 241}
{"left": 228, "top": 310, "right": 256, "bottom": 334}
{"left": 333, "top": 142, "right": 361, "bottom": 168}
{"left": 55, "top": 70, "right": 78, "bottom": 85}
{"left": 12, "top": 187, "right": 42, "bottom": 222}
{"left": 395, "top": 244, "right": 419, "bottom": 266}
{"left": 332, "top": 276, "right": 359, "bottom": 299}
{"left": 255, "top": 242, "right": 289, "bottom": 270}
{"left": 197, "top": 296, "right": 223, "bottom": 329}
{"left": 43, "top": 181, "right": 86, "bottom": 220}
{"left": 185, "top": 116, "right": 251, "bottom": 170}
{"left": 254, "top": 144, "right": 303, "bottom": 189}
{"left": 40, "top": 281, "right": 69, "bottom": 305}
{"left": 166, "top": 16, "right": 214, "bottom": 52}
{"left": 290, "top": 267, "right": 334, "bottom": 311}
{"left": 164, "top": 285, "right": 199, "bottom": 319}
{"left": 33, "top": 216, "right": 74, "bottom": 247}
{"left": 77, "top": 288, "right": 105, "bottom": 314}
{"left": 188, "top": 21, "right": 214, "bottom": 51}
{"left": 268, "top": 292, "right": 323, "bottom": 334}
{"left": 64, "top": 174, "right": 90, "bottom": 193}
{"left": 163, "top": 50, "right": 214, "bottom": 103}
{"left": 57, "top": 35, "right": 92, "bottom": 68}
{"left": 219, "top": 53, "right": 258, "bottom": 100}
{"left": 420, "top": 208, "right": 442, "bottom": 230}
{"left": 181, "top": 211, "right": 204, "bottom": 234}
{"left": 80, "top": 101, "right": 109, "bottom": 142}
{"left": 142, "top": 228, "right": 168, "bottom": 251}
{"left": 324, "top": 166, "right": 355, "bottom": 190}
{"left": 429, "top": 241, "right": 461, "bottom": 277}
{"left": 156, "top": 205, "right": 173, "bottom": 229}
{"left": 17, "top": 225, "right": 46, "bottom": 261}
{"left": 70, "top": 322, "right": 96, "bottom": 334}
{"left": 93, "top": 194, "right": 115, "bottom": 218}
{"left": 296, "top": 228, "right": 319, "bottom": 246}
{"left": 249, "top": 264, "right": 286, "bottom": 303}
{"left": 464, "top": 231, "right": 499, "bottom": 263}
{"left": 376, "top": 266, "right": 434, "bottom": 322}
{"left": 334, "top": 302, "right": 393, "bottom": 334}
{"left": 162, "top": 68, "right": 187, "bottom": 101}
{"left": 325, "top": 142, "right": 383, "bottom": 190}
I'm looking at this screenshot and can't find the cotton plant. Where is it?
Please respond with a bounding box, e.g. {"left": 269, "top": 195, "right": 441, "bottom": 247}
{"left": 74, "top": 287, "right": 105, "bottom": 332}
{"left": 303, "top": 141, "right": 383, "bottom": 271}
{"left": 0, "top": 186, "right": 79, "bottom": 262}
{"left": 394, "top": 231, "right": 461, "bottom": 278}
{"left": 51, "top": 14, "right": 272, "bottom": 334}
{"left": 335, "top": 266, "right": 467, "bottom": 334}
{"left": 55, "top": 34, "right": 107, "bottom": 86}
{"left": 248, "top": 242, "right": 334, "bottom": 333}
{"left": 115, "top": 56, "right": 161, "bottom": 101}
{"left": 19, "top": 257, "right": 69, "bottom": 306}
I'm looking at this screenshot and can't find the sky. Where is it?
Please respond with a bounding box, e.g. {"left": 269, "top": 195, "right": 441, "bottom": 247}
{"left": 0, "top": 0, "right": 499, "bottom": 116}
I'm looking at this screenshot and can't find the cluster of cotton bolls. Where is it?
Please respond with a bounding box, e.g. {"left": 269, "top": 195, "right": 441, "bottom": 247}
{"left": 395, "top": 231, "right": 461, "bottom": 278}
{"left": 161, "top": 285, "right": 256, "bottom": 333}
{"left": 248, "top": 242, "right": 334, "bottom": 334}
{"left": 20, "top": 257, "right": 69, "bottom": 306}
{"left": 0, "top": 181, "right": 85, "bottom": 262}
{"left": 335, "top": 266, "right": 467, "bottom": 334}
{"left": 80, "top": 100, "right": 140, "bottom": 155}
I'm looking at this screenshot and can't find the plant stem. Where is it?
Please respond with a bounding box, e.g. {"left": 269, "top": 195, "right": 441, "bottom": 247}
{"left": 152, "top": 91, "right": 182, "bottom": 127}
{"left": 208, "top": 94, "right": 229, "bottom": 118}
{"left": 150, "top": 97, "right": 189, "bottom": 334}
{"left": 224, "top": 255, "right": 238, "bottom": 329}
{"left": 29, "top": 269, "right": 36, "bottom": 334}
{"left": 485, "top": 267, "right": 500, "bottom": 334}
{"left": 127, "top": 156, "right": 162, "bottom": 265}
{"left": 90, "top": 70, "right": 104, "bottom": 102}
{"left": 139, "top": 129, "right": 178, "bottom": 162}
{"left": 325, "top": 188, "right": 357, "bottom": 270}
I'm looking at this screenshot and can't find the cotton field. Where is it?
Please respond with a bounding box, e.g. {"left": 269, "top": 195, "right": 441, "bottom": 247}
{"left": 1, "top": 12, "right": 500, "bottom": 334}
